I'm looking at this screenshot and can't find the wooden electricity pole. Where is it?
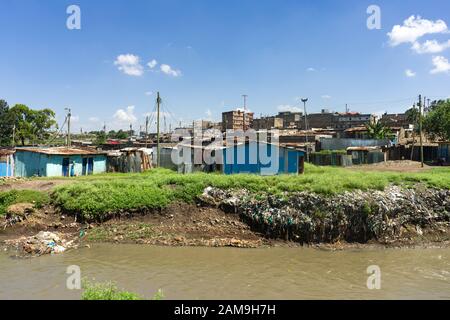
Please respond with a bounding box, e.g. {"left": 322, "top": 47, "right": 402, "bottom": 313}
{"left": 145, "top": 115, "right": 149, "bottom": 148}
{"left": 66, "top": 108, "right": 72, "bottom": 147}
{"left": 418, "top": 95, "right": 424, "bottom": 167}
{"left": 156, "top": 92, "right": 161, "bottom": 167}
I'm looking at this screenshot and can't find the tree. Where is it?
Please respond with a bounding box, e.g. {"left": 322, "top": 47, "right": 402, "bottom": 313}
{"left": 94, "top": 131, "right": 107, "bottom": 145}
{"left": 365, "top": 121, "right": 392, "bottom": 139}
{"left": 423, "top": 99, "right": 450, "bottom": 141}
{"left": 9, "top": 104, "right": 57, "bottom": 146}
{"left": 0, "top": 99, "right": 13, "bottom": 146}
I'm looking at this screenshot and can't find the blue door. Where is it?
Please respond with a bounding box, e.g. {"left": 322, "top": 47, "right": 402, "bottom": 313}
{"left": 62, "top": 158, "right": 70, "bottom": 177}
{"left": 88, "top": 158, "right": 94, "bottom": 175}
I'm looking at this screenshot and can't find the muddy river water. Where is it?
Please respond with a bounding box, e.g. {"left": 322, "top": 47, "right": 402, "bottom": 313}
{"left": 0, "top": 244, "right": 449, "bottom": 299}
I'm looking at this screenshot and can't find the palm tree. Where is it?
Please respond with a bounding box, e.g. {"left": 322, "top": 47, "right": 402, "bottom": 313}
{"left": 365, "top": 121, "right": 391, "bottom": 139}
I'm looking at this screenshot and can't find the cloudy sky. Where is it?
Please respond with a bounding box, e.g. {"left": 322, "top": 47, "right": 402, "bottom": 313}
{"left": 0, "top": 0, "right": 449, "bottom": 132}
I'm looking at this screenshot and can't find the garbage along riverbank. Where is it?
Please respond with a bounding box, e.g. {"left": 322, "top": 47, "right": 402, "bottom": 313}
{"left": 1, "top": 184, "right": 450, "bottom": 257}
{"left": 200, "top": 185, "right": 450, "bottom": 246}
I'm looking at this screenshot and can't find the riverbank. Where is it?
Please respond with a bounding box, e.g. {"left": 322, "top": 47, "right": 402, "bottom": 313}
{"left": 1, "top": 165, "right": 449, "bottom": 256}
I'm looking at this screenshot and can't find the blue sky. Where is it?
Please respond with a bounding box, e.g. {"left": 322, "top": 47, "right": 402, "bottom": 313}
{"left": 1, "top": 0, "right": 450, "bottom": 132}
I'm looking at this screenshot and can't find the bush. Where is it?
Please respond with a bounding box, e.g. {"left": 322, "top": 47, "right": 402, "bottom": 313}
{"left": 81, "top": 280, "right": 164, "bottom": 300}
{"left": 0, "top": 190, "right": 49, "bottom": 216}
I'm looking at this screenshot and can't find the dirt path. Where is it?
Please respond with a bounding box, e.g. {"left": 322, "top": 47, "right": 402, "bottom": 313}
{"left": 345, "top": 160, "right": 433, "bottom": 173}
{"left": 0, "top": 179, "right": 72, "bottom": 192}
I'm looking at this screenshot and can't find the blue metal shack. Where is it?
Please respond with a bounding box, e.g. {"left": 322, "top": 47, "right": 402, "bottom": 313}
{"left": 438, "top": 142, "right": 450, "bottom": 162}
{"left": 14, "top": 147, "right": 107, "bottom": 178}
{"left": 0, "top": 149, "right": 15, "bottom": 177}
{"left": 222, "top": 142, "right": 305, "bottom": 175}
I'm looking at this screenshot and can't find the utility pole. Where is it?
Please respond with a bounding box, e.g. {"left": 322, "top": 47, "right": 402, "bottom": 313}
{"left": 345, "top": 104, "right": 349, "bottom": 113}
{"left": 301, "top": 98, "right": 309, "bottom": 162}
{"left": 12, "top": 123, "right": 15, "bottom": 147}
{"left": 145, "top": 116, "right": 149, "bottom": 148}
{"left": 156, "top": 92, "right": 161, "bottom": 167}
{"left": 66, "top": 108, "right": 72, "bottom": 147}
{"left": 242, "top": 94, "right": 248, "bottom": 131}
{"left": 418, "top": 94, "right": 424, "bottom": 167}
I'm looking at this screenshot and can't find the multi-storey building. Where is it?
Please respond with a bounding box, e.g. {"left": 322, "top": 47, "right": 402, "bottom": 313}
{"left": 379, "top": 113, "right": 410, "bottom": 129}
{"left": 253, "top": 116, "right": 283, "bottom": 131}
{"left": 299, "top": 110, "right": 374, "bottom": 130}
{"left": 277, "top": 111, "right": 302, "bottom": 129}
{"left": 222, "top": 110, "right": 254, "bottom": 131}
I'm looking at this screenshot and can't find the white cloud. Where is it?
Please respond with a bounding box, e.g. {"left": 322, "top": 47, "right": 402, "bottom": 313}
{"left": 411, "top": 39, "right": 450, "bottom": 54}
{"left": 277, "top": 105, "right": 302, "bottom": 113}
{"left": 160, "top": 64, "right": 182, "bottom": 77}
{"left": 405, "top": 69, "right": 417, "bottom": 77}
{"left": 145, "top": 91, "right": 153, "bottom": 96}
{"left": 114, "top": 54, "right": 144, "bottom": 76}
{"left": 321, "top": 95, "right": 332, "bottom": 99}
{"left": 430, "top": 55, "right": 450, "bottom": 74}
{"left": 113, "top": 106, "right": 137, "bottom": 123}
{"left": 88, "top": 117, "right": 100, "bottom": 123}
{"left": 306, "top": 67, "right": 316, "bottom": 72}
{"left": 147, "top": 59, "right": 158, "bottom": 69}
{"left": 71, "top": 115, "right": 80, "bottom": 123}
{"left": 387, "top": 15, "right": 448, "bottom": 46}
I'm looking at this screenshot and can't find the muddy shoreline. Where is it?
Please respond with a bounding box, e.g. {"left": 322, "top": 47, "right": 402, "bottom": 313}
{"left": 1, "top": 199, "right": 449, "bottom": 258}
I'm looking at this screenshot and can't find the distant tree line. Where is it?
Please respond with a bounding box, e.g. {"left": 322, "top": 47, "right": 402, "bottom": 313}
{"left": 0, "top": 99, "right": 57, "bottom": 147}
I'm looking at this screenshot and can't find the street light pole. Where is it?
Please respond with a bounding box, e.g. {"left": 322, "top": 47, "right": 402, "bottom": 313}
{"left": 301, "top": 98, "right": 309, "bottom": 162}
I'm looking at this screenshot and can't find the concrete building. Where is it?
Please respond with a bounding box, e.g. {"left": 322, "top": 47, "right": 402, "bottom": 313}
{"left": 379, "top": 113, "right": 410, "bottom": 129}
{"left": 222, "top": 110, "right": 254, "bottom": 131}
{"left": 299, "top": 110, "right": 374, "bottom": 131}
{"left": 277, "top": 111, "right": 302, "bottom": 129}
{"left": 333, "top": 112, "right": 374, "bottom": 130}
{"left": 253, "top": 116, "right": 283, "bottom": 131}
{"left": 14, "top": 147, "right": 107, "bottom": 177}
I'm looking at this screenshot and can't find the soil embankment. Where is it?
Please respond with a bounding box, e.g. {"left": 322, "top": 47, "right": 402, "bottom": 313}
{"left": 1, "top": 177, "right": 449, "bottom": 256}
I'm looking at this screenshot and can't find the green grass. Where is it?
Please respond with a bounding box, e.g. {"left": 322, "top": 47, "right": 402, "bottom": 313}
{"left": 51, "top": 165, "right": 450, "bottom": 221}
{"left": 0, "top": 190, "right": 50, "bottom": 216}
{"left": 81, "top": 280, "right": 163, "bottom": 300}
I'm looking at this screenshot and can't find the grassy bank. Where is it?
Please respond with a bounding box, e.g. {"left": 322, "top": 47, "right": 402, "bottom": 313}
{"left": 0, "top": 190, "right": 49, "bottom": 216}
{"left": 50, "top": 165, "right": 450, "bottom": 221}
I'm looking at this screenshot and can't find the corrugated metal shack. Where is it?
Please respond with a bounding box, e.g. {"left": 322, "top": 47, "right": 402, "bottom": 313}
{"left": 0, "top": 149, "right": 15, "bottom": 177}
{"left": 309, "top": 151, "right": 353, "bottom": 167}
{"left": 222, "top": 141, "right": 305, "bottom": 175}
{"left": 107, "top": 148, "right": 153, "bottom": 173}
{"left": 14, "top": 147, "right": 107, "bottom": 177}
{"left": 160, "top": 141, "right": 305, "bottom": 175}
{"left": 347, "top": 146, "right": 385, "bottom": 165}
{"left": 438, "top": 142, "right": 450, "bottom": 163}
{"left": 320, "top": 137, "right": 390, "bottom": 151}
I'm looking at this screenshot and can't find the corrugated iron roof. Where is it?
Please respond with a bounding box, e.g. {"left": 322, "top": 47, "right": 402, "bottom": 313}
{"left": 0, "top": 149, "right": 15, "bottom": 156}
{"left": 15, "top": 147, "right": 106, "bottom": 155}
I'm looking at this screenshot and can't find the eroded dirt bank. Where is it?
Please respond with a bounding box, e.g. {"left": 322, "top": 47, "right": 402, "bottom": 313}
{"left": 1, "top": 184, "right": 450, "bottom": 257}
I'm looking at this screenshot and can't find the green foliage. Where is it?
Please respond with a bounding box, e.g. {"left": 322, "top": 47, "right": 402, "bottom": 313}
{"left": 81, "top": 280, "right": 164, "bottom": 300}
{"left": 51, "top": 166, "right": 450, "bottom": 222}
{"left": 0, "top": 99, "right": 13, "bottom": 146}
{"left": 365, "top": 121, "right": 392, "bottom": 139}
{"left": 94, "top": 131, "right": 107, "bottom": 145}
{"left": 8, "top": 104, "right": 57, "bottom": 146}
{"left": 423, "top": 99, "right": 450, "bottom": 141}
{"left": 0, "top": 190, "right": 49, "bottom": 216}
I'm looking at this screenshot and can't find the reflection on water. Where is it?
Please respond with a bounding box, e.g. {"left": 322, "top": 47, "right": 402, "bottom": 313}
{"left": 0, "top": 244, "right": 449, "bottom": 300}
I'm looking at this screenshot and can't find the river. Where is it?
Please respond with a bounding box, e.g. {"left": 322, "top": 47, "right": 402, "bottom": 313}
{"left": 0, "top": 244, "right": 449, "bottom": 299}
